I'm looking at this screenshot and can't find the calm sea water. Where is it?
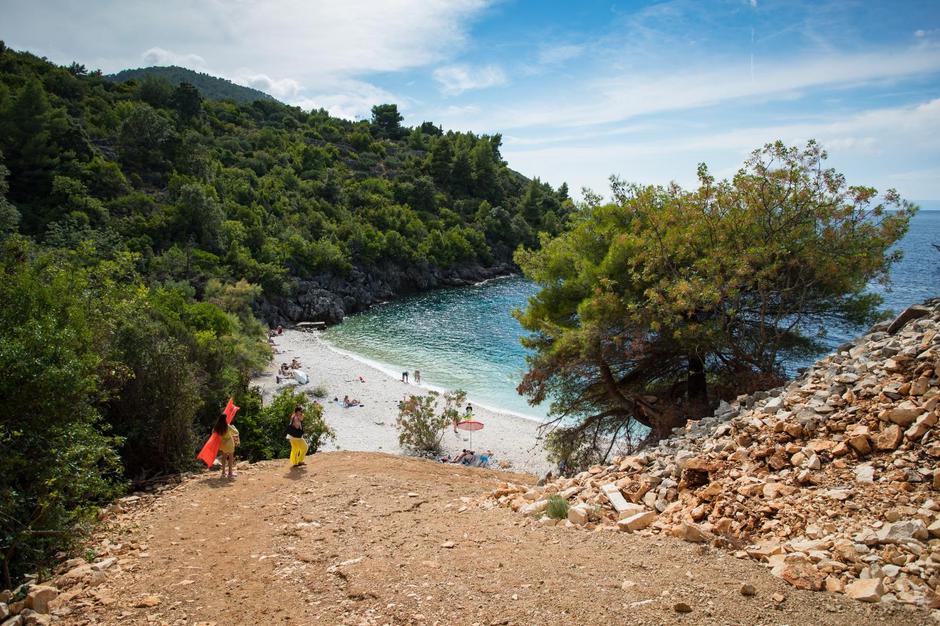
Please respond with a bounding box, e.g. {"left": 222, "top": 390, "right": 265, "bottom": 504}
{"left": 324, "top": 211, "right": 940, "bottom": 419}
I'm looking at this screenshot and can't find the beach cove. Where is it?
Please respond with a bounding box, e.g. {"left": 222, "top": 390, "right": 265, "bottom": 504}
{"left": 254, "top": 329, "right": 552, "bottom": 475}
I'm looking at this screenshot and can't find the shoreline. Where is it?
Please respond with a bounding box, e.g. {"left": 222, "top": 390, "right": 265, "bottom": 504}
{"left": 318, "top": 338, "right": 547, "bottom": 424}
{"left": 253, "top": 329, "right": 552, "bottom": 476}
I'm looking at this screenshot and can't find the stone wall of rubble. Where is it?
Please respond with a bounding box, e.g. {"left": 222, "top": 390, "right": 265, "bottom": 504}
{"left": 489, "top": 300, "right": 940, "bottom": 609}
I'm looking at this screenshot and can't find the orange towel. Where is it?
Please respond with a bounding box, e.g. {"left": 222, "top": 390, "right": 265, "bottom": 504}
{"left": 196, "top": 399, "right": 240, "bottom": 467}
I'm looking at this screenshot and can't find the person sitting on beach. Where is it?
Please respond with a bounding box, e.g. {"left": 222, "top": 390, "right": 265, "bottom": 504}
{"left": 451, "top": 449, "right": 474, "bottom": 464}
{"left": 276, "top": 363, "right": 291, "bottom": 383}
{"left": 401, "top": 371, "right": 409, "bottom": 383}
{"left": 290, "top": 358, "right": 302, "bottom": 369}
{"left": 343, "top": 395, "right": 360, "bottom": 408}
{"left": 413, "top": 370, "right": 421, "bottom": 384}
{"left": 276, "top": 325, "right": 284, "bottom": 335}
{"left": 357, "top": 375, "right": 366, "bottom": 383}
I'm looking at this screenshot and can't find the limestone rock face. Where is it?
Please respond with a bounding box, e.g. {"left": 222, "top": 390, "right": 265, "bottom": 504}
{"left": 491, "top": 299, "right": 940, "bottom": 608}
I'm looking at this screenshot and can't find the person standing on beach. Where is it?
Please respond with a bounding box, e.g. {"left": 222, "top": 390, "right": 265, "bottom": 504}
{"left": 413, "top": 370, "right": 421, "bottom": 384}
{"left": 401, "top": 371, "right": 409, "bottom": 383}
{"left": 286, "top": 405, "right": 308, "bottom": 467}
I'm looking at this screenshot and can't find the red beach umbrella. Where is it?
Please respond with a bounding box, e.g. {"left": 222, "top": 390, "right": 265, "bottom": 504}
{"left": 456, "top": 419, "right": 484, "bottom": 449}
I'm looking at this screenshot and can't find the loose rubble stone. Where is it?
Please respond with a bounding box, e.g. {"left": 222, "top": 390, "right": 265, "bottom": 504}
{"left": 488, "top": 299, "right": 940, "bottom": 609}
{"left": 617, "top": 511, "right": 656, "bottom": 532}
{"left": 739, "top": 583, "right": 756, "bottom": 596}
{"left": 844, "top": 578, "right": 884, "bottom": 602}
{"left": 24, "top": 587, "right": 57, "bottom": 614}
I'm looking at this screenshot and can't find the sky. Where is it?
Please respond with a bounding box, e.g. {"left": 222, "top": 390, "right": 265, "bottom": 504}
{"left": 2, "top": 0, "right": 940, "bottom": 204}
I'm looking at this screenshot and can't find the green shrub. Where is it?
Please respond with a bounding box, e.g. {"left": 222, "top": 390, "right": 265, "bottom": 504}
{"left": 310, "top": 384, "right": 328, "bottom": 398}
{"left": 235, "top": 388, "right": 334, "bottom": 461}
{"left": 545, "top": 496, "right": 569, "bottom": 520}
{"left": 396, "top": 390, "right": 466, "bottom": 454}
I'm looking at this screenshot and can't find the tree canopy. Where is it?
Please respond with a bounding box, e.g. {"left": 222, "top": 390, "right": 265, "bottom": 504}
{"left": 0, "top": 43, "right": 571, "bottom": 585}
{"left": 515, "top": 141, "right": 915, "bottom": 468}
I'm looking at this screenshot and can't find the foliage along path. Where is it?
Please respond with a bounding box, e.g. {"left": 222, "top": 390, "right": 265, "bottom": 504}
{"left": 61, "top": 452, "right": 927, "bottom": 625}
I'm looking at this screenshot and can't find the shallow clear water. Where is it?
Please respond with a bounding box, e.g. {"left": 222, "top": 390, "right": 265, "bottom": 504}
{"left": 324, "top": 211, "right": 940, "bottom": 419}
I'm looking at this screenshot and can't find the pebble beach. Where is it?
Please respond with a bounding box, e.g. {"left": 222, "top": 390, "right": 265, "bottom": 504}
{"left": 254, "top": 329, "right": 552, "bottom": 475}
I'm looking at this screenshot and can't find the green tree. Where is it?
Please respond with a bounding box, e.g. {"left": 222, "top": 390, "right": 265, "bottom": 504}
{"left": 396, "top": 390, "right": 466, "bottom": 454}
{"left": 0, "top": 240, "right": 123, "bottom": 587}
{"left": 370, "top": 103, "right": 404, "bottom": 139}
{"left": 0, "top": 154, "right": 20, "bottom": 238}
{"left": 172, "top": 82, "right": 203, "bottom": 121}
{"left": 516, "top": 141, "right": 915, "bottom": 467}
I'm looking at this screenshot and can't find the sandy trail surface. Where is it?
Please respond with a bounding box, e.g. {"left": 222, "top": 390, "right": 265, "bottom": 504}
{"left": 61, "top": 452, "right": 930, "bottom": 626}
{"left": 257, "top": 330, "right": 551, "bottom": 475}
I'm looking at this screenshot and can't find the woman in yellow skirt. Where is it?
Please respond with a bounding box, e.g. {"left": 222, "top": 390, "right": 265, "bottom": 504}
{"left": 286, "top": 405, "right": 308, "bottom": 466}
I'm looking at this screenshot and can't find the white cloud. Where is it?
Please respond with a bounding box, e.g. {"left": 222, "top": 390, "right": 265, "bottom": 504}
{"left": 141, "top": 47, "right": 206, "bottom": 70}
{"left": 537, "top": 44, "right": 584, "bottom": 65}
{"left": 233, "top": 73, "right": 302, "bottom": 100}
{"left": 433, "top": 64, "right": 507, "bottom": 95}
{"left": 292, "top": 79, "right": 402, "bottom": 120}
{"left": 444, "top": 45, "right": 940, "bottom": 131}
{"left": 502, "top": 98, "right": 940, "bottom": 200}
{"left": 1, "top": 0, "right": 494, "bottom": 119}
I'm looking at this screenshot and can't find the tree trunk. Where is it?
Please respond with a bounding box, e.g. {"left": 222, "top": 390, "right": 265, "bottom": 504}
{"left": 687, "top": 352, "right": 707, "bottom": 401}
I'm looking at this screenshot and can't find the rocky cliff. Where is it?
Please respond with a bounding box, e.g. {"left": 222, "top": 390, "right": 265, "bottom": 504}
{"left": 491, "top": 299, "right": 940, "bottom": 610}
{"left": 255, "top": 261, "right": 517, "bottom": 326}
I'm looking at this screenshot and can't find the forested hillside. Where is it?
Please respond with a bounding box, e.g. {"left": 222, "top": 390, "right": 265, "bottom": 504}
{"left": 107, "top": 65, "right": 278, "bottom": 104}
{"left": 0, "top": 43, "right": 570, "bottom": 585}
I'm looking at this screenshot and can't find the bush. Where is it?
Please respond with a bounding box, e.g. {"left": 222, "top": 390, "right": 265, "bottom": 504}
{"left": 310, "top": 384, "right": 328, "bottom": 398}
{"left": 545, "top": 496, "right": 569, "bottom": 520}
{"left": 235, "top": 388, "right": 334, "bottom": 462}
{"left": 0, "top": 243, "right": 124, "bottom": 587}
{"left": 396, "top": 390, "right": 466, "bottom": 454}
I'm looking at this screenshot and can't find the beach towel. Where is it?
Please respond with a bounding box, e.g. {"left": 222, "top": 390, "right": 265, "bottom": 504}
{"left": 196, "top": 399, "right": 240, "bottom": 468}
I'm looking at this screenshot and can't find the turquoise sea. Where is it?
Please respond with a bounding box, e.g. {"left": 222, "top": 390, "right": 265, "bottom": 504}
{"left": 324, "top": 210, "right": 940, "bottom": 420}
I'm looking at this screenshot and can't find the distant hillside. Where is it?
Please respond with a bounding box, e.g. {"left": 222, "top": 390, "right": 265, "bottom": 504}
{"left": 107, "top": 65, "right": 278, "bottom": 104}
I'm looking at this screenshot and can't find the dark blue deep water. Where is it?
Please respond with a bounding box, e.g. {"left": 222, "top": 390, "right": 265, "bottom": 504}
{"left": 324, "top": 211, "right": 940, "bottom": 419}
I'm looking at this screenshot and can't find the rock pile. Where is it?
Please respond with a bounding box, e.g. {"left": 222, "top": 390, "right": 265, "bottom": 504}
{"left": 490, "top": 300, "right": 940, "bottom": 610}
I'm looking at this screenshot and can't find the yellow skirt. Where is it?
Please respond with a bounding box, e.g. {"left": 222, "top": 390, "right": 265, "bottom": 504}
{"left": 288, "top": 436, "right": 308, "bottom": 466}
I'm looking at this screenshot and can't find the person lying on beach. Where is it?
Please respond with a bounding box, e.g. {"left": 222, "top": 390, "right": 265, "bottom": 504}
{"left": 342, "top": 395, "right": 361, "bottom": 408}
{"left": 451, "top": 449, "right": 474, "bottom": 464}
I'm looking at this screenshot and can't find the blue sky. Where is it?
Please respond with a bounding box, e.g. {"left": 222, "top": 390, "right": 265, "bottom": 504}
{"left": 2, "top": 0, "right": 939, "bottom": 203}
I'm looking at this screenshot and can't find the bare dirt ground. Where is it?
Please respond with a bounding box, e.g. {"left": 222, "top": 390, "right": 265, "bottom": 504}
{"left": 64, "top": 452, "right": 933, "bottom": 626}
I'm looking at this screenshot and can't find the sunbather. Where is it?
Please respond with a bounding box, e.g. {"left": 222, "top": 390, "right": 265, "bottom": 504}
{"left": 343, "top": 395, "right": 360, "bottom": 408}
{"left": 451, "top": 449, "right": 474, "bottom": 464}
{"left": 290, "top": 358, "right": 301, "bottom": 369}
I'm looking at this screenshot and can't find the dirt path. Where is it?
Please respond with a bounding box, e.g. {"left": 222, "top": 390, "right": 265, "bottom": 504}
{"left": 63, "top": 452, "right": 931, "bottom": 625}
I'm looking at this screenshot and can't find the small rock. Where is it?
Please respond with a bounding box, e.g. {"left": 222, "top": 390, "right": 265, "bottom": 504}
{"left": 739, "top": 584, "right": 757, "bottom": 597}
{"left": 872, "top": 424, "right": 903, "bottom": 451}
{"left": 771, "top": 592, "right": 785, "bottom": 603}
{"left": 673, "top": 602, "right": 692, "bottom": 613}
{"left": 440, "top": 541, "right": 456, "bottom": 549}
{"left": 672, "top": 522, "right": 709, "bottom": 543}
{"left": 844, "top": 578, "right": 884, "bottom": 603}
{"left": 133, "top": 595, "right": 161, "bottom": 608}
{"left": 25, "top": 586, "right": 57, "bottom": 614}
{"left": 617, "top": 511, "right": 656, "bottom": 532}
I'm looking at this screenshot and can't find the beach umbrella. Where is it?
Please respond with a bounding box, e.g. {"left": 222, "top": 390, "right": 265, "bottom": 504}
{"left": 456, "top": 419, "right": 484, "bottom": 449}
